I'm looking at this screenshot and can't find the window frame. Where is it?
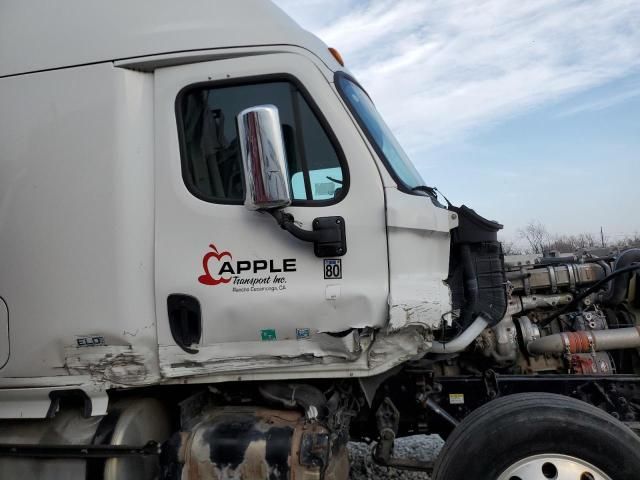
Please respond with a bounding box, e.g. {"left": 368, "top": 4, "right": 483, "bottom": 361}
{"left": 175, "top": 73, "right": 350, "bottom": 207}
{"left": 334, "top": 71, "right": 423, "bottom": 196}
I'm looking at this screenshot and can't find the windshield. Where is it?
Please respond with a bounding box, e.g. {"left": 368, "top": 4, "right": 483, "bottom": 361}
{"left": 336, "top": 74, "right": 424, "bottom": 189}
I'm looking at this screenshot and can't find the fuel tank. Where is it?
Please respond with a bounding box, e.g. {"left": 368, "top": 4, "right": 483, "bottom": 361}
{"left": 161, "top": 407, "right": 349, "bottom": 480}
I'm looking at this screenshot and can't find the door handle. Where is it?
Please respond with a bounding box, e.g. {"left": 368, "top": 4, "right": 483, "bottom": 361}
{"left": 167, "top": 294, "right": 202, "bottom": 354}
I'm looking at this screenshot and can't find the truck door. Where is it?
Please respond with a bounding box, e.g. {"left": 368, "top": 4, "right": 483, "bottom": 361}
{"left": 154, "top": 53, "right": 388, "bottom": 378}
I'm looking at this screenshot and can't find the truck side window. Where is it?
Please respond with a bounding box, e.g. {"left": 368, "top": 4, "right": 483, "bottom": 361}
{"left": 179, "top": 80, "right": 346, "bottom": 204}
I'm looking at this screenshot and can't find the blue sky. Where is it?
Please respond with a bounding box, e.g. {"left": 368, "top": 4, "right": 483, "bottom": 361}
{"left": 274, "top": 0, "right": 640, "bottom": 244}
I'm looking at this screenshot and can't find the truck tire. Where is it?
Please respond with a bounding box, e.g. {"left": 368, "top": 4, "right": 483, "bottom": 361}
{"left": 432, "top": 392, "right": 640, "bottom": 480}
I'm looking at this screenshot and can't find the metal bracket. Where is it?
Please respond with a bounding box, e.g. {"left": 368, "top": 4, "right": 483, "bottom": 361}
{"left": 483, "top": 369, "right": 500, "bottom": 399}
{"left": 312, "top": 216, "right": 347, "bottom": 257}
{"left": 0, "top": 440, "right": 160, "bottom": 459}
{"left": 372, "top": 397, "right": 435, "bottom": 473}
{"left": 548, "top": 265, "right": 558, "bottom": 294}
{"left": 271, "top": 211, "right": 347, "bottom": 257}
{"left": 373, "top": 397, "right": 399, "bottom": 462}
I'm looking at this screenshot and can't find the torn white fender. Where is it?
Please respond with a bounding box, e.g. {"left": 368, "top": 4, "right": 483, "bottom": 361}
{"left": 385, "top": 188, "right": 456, "bottom": 334}
{"left": 389, "top": 291, "right": 448, "bottom": 332}
{"left": 368, "top": 326, "right": 432, "bottom": 370}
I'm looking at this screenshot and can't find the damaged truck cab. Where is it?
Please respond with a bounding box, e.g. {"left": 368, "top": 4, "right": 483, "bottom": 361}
{"left": 2, "top": 1, "right": 640, "bottom": 479}
{"left": 0, "top": 0, "right": 452, "bottom": 396}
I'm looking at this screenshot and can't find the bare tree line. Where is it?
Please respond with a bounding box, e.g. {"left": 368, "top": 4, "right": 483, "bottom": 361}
{"left": 501, "top": 221, "right": 640, "bottom": 255}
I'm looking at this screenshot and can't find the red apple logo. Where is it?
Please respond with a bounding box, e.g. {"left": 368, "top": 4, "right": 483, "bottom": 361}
{"left": 198, "top": 244, "right": 232, "bottom": 286}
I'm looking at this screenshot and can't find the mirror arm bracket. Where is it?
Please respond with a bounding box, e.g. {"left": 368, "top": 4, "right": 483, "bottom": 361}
{"left": 270, "top": 210, "right": 347, "bottom": 258}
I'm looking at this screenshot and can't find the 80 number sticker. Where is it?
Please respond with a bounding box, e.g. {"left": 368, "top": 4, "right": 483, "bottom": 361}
{"left": 324, "top": 259, "right": 342, "bottom": 279}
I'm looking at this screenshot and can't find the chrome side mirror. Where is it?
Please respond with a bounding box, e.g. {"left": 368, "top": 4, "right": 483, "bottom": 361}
{"left": 237, "top": 105, "right": 291, "bottom": 210}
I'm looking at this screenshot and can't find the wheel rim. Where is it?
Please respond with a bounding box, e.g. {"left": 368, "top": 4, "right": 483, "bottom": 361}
{"left": 497, "top": 453, "right": 612, "bottom": 480}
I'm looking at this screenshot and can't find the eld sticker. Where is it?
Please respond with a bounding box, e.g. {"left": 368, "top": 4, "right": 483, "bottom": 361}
{"left": 76, "top": 335, "right": 106, "bottom": 347}
{"left": 449, "top": 393, "right": 465, "bottom": 405}
{"left": 260, "top": 329, "right": 277, "bottom": 341}
{"left": 324, "top": 259, "right": 342, "bottom": 279}
{"left": 296, "top": 328, "right": 311, "bottom": 340}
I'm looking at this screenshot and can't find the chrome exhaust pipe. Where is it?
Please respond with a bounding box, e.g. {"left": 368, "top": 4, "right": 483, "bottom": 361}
{"left": 527, "top": 326, "right": 640, "bottom": 355}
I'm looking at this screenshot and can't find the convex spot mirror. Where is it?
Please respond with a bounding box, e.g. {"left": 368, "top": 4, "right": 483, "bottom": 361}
{"left": 237, "top": 105, "right": 292, "bottom": 211}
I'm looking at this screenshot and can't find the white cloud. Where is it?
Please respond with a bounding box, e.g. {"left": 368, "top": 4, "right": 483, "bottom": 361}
{"left": 274, "top": 0, "right": 640, "bottom": 163}
{"left": 557, "top": 84, "right": 640, "bottom": 117}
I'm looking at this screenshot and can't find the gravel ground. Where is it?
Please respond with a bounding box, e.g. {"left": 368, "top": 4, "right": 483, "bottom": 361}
{"left": 347, "top": 435, "right": 444, "bottom": 479}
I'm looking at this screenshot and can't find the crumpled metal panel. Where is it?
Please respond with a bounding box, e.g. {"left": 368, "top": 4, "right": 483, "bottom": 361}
{"left": 386, "top": 188, "right": 456, "bottom": 333}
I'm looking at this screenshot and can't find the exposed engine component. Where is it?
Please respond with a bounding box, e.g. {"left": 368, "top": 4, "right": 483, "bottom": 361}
{"left": 507, "top": 262, "right": 605, "bottom": 294}
{"left": 517, "top": 315, "right": 540, "bottom": 345}
{"left": 513, "top": 293, "right": 574, "bottom": 314}
{"left": 474, "top": 315, "right": 518, "bottom": 365}
{"left": 527, "top": 327, "right": 640, "bottom": 355}
{"left": 438, "top": 243, "right": 640, "bottom": 377}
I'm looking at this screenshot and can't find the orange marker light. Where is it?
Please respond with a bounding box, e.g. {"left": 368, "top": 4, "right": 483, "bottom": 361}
{"left": 328, "top": 47, "right": 345, "bottom": 67}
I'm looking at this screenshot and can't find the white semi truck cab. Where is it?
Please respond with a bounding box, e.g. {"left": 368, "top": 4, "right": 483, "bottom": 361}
{"left": 2, "top": 2, "right": 640, "bottom": 479}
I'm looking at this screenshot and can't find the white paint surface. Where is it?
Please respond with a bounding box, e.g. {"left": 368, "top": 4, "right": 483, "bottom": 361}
{"left": 0, "top": 1, "right": 459, "bottom": 418}
{"left": 0, "top": 0, "right": 338, "bottom": 77}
